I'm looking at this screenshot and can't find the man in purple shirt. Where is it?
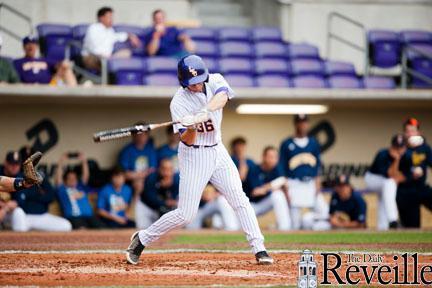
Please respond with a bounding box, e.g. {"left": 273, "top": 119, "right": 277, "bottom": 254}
{"left": 144, "top": 9, "right": 195, "bottom": 58}
{"left": 13, "top": 36, "right": 55, "bottom": 84}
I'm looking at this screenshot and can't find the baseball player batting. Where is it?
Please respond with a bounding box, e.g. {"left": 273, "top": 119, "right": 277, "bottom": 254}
{"left": 126, "top": 54, "right": 273, "bottom": 265}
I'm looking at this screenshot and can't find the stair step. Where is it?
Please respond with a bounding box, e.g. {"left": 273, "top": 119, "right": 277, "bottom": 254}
{"left": 200, "top": 15, "right": 251, "bottom": 27}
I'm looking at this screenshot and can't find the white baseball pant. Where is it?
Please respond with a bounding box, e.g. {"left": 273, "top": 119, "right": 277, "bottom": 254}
{"left": 12, "top": 212, "right": 72, "bottom": 232}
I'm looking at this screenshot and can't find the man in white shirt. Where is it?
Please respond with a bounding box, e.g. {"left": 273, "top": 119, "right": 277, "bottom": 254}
{"left": 82, "top": 7, "right": 141, "bottom": 71}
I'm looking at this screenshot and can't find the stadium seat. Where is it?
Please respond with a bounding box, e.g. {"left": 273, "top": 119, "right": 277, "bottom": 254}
{"left": 291, "top": 59, "right": 325, "bottom": 76}
{"left": 194, "top": 40, "right": 219, "bottom": 58}
{"left": 328, "top": 75, "right": 362, "bottom": 89}
{"left": 292, "top": 75, "right": 327, "bottom": 88}
{"left": 114, "top": 25, "right": 147, "bottom": 38}
{"left": 252, "top": 27, "right": 282, "bottom": 42}
{"left": 44, "top": 34, "right": 73, "bottom": 61}
{"left": 108, "top": 58, "right": 146, "bottom": 86}
{"left": 287, "top": 43, "right": 320, "bottom": 59}
{"left": 72, "top": 24, "right": 89, "bottom": 40}
{"left": 324, "top": 61, "right": 357, "bottom": 76}
{"left": 202, "top": 57, "right": 219, "bottom": 73}
{"left": 114, "top": 71, "right": 145, "bottom": 85}
{"left": 368, "top": 30, "right": 401, "bottom": 68}
{"left": 406, "top": 44, "right": 432, "bottom": 88}
{"left": 400, "top": 30, "right": 432, "bottom": 45}
{"left": 219, "top": 58, "right": 253, "bottom": 75}
{"left": 256, "top": 75, "right": 291, "bottom": 87}
{"left": 145, "top": 57, "right": 178, "bottom": 74}
{"left": 363, "top": 76, "right": 396, "bottom": 89}
{"left": 223, "top": 74, "right": 255, "bottom": 87}
{"left": 254, "top": 58, "right": 291, "bottom": 76}
{"left": 254, "top": 42, "right": 287, "bottom": 59}
{"left": 36, "top": 23, "right": 72, "bottom": 37}
{"left": 218, "top": 27, "right": 250, "bottom": 42}
{"left": 219, "top": 41, "right": 254, "bottom": 58}
{"left": 144, "top": 74, "right": 178, "bottom": 86}
{"left": 183, "top": 27, "right": 217, "bottom": 41}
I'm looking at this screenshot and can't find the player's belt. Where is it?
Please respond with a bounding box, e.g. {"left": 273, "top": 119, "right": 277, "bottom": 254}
{"left": 181, "top": 141, "right": 218, "bottom": 148}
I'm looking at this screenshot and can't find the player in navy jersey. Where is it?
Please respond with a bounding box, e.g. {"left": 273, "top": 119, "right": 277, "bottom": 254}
{"left": 397, "top": 118, "right": 432, "bottom": 227}
{"left": 279, "top": 114, "right": 328, "bottom": 230}
{"left": 365, "top": 134, "right": 405, "bottom": 230}
{"left": 157, "top": 126, "right": 179, "bottom": 173}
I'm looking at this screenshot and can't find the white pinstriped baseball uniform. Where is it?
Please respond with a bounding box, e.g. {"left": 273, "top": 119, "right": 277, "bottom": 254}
{"left": 138, "top": 73, "right": 266, "bottom": 253}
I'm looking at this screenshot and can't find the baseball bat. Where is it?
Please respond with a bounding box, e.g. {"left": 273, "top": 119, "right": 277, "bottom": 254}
{"left": 93, "top": 120, "right": 178, "bottom": 143}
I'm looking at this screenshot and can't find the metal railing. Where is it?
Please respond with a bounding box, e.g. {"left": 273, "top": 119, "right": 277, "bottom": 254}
{"left": 401, "top": 44, "right": 432, "bottom": 89}
{"left": 326, "top": 11, "right": 368, "bottom": 75}
{"left": 0, "top": 2, "right": 33, "bottom": 42}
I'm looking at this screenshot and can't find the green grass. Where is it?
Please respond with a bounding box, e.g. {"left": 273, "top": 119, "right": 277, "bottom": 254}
{"left": 172, "top": 231, "right": 432, "bottom": 251}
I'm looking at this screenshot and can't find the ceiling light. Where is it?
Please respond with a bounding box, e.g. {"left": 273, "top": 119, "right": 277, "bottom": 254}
{"left": 236, "top": 104, "right": 329, "bottom": 115}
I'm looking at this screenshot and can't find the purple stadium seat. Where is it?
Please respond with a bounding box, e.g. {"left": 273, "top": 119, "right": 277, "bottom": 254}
{"left": 406, "top": 44, "right": 432, "bottom": 88}
{"left": 291, "top": 59, "right": 324, "bottom": 76}
{"left": 115, "top": 71, "right": 145, "bottom": 85}
{"left": 400, "top": 30, "right": 432, "bottom": 45}
{"left": 219, "top": 27, "right": 250, "bottom": 42}
{"left": 254, "top": 42, "right": 287, "bottom": 59}
{"left": 292, "top": 76, "right": 327, "bottom": 88}
{"left": 145, "top": 57, "right": 178, "bottom": 74}
{"left": 37, "top": 23, "right": 72, "bottom": 37}
{"left": 108, "top": 58, "right": 146, "bottom": 72}
{"left": 363, "top": 76, "right": 396, "bottom": 89}
{"left": 287, "top": 43, "right": 320, "bottom": 59}
{"left": 194, "top": 40, "right": 219, "bottom": 58}
{"left": 324, "top": 61, "right": 356, "bottom": 76}
{"left": 72, "top": 24, "right": 89, "bottom": 40}
{"left": 328, "top": 76, "right": 362, "bottom": 89}
{"left": 252, "top": 27, "right": 282, "bottom": 42}
{"left": 202, "top": 57, "right": 219, "bottom": 73}
{"left": 219, "top": 58, "right": 253, "bottom": 74}
{"left": 144, "top": 74, "right": 178, "bottom": 86}
{"left": 183, "top": 27, "right": 217, "bottom": 41}
{"left": 368, "top": 30, "right": 401, "bottom": 68}
{"left": 254, "top": 59, "right": 290, "bottom": 76}
{"left": 114, "top": 25, "right": 146, "bottom": 38}
{"left": 223, "top": 74, "right": 255, "bottom": 87}
{"left": 44, "top": 35, "right": 73, "bottom": 61}
{"left": 220, "top": 41, "right": 254, "bottom": 58}
{"left": 256, "top": 75, "right": 291, "bottom": 87}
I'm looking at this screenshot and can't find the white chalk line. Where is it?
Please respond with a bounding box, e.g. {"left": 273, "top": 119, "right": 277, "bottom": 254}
{"left": 0, "top": 248, "right": 431, "bottom": 256}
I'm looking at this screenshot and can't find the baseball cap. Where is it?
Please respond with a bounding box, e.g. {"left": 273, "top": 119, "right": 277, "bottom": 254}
{"left": 335, "top": 174, "right": 350, "bottom": 186}
{"left": 294, "top": 114, "right": 309, "bottom": 123}
{"left": 22, "top": 36, "right": 38, "bottom": 45}
{"left": 404, "top": 117, "right": 420, "bottom": 129}
{"left": 391, "top": 134, "right": 406, "bottom": 148}
{"left": 5, "top": 151, "right": 22, "bottom": 164}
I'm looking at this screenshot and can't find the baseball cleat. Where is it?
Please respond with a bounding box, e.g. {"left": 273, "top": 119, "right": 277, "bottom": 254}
{"left": 126, "top": 231, "right": 145, "bottom": 265}
{"left": 255, "top": 251, "right": 274, "bottom": 265}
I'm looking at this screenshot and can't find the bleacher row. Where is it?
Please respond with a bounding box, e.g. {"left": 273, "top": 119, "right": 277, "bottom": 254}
{"left": 368, "top": 29, "right": 432, "bottom": 88}
{"left": 34, "top": 24, "right": 432, "bottom": 88}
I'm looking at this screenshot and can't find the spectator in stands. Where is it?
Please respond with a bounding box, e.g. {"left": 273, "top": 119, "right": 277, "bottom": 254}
{"left": 0, "top": 35, "right": 20, "bottom": 84}
{"left": 397, "top": 118, "right": 432, "bottom": 228}
{"left": 365, "top": 134, "right": 405, "bottom": 230}
{"left": 1, "top": 151, "right": 72, "bottom": 231}
{"left": 14, "top": 36, "right": 77, "bottom": 85}
{"left": 144, "top": 9, "right": 195, "bottom": 58}
{"left": 279, "top": 114, "right": 328, "bottom": 230}
{"left": 82, "top": 6, "right": 141, "bottom": 71}
{"left": 157, "top": 127, "right": 179, "bottom": 173}
{"left": 139, "top": 158, "right": 179, "bottom": 228}
{"left": 55, "top": 152, "right": 104, "bottom": 229}
{"left": 97, "top": 167, "right": 135, "bottom": 228}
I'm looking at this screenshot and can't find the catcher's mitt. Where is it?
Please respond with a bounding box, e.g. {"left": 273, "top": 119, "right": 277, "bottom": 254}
{"left": 22, "top": 151, "right": 43, "bottom": 186}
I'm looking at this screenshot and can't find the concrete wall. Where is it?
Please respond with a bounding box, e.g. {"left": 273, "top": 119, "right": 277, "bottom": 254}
{"left": 0, "top": 0, "right": 191, "bottom": 57}
{"left": 279, "top": 0, "right": 432, "bottom": 74}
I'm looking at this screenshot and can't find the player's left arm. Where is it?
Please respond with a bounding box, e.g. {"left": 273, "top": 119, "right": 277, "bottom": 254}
{"left": 0, "top": 176, "right": 16, "bottom": 193}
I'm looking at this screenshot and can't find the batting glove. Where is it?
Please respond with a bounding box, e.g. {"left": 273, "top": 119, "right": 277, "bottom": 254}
{"left": 180, "top": 115, "right": 196, "bottom": 127}
{"left": 193, "top": 108, "right": 209, "bottom": 123}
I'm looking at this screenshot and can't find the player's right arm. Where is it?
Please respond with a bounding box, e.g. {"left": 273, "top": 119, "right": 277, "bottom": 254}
{"left": 170, "top": 97, "right": 198, "bottom": 146}
{"left": 0, "top": 176, "right": 16, "bottom": 192}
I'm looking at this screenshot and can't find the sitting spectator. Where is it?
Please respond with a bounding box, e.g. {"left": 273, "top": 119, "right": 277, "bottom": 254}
{"left": 56, "top": 152, "right": 104, "bottom": 229}
{"left": 329, "top": 175, "right": 367, "bottom": 229}
{"left": 157, "top": 126, "right": 179, "bottom": 173}
{"left": 13, "top": 36, "right": 76, "bottom": 85}
{"left": 139, "top": 158, "right": 179, "bottom": 228}
{"left": 1, "top": 151, "right": 72, "bottom": 231}
{"left": 97, "top": 167, "right": 135, "bottom": 228}
{"left": 365, "top": 134, "right": 405, "bottom": 230}
{"left": 82, "top": 6, "right": 141, "bottom": 71}
{"left": 144, "top": 9, "right": 195, "bottom": 58}
{"left": 0, "top": 35, "right": 20, "bottom": 84}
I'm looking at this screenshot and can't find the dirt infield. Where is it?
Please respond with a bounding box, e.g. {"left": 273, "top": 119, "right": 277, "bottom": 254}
{"left": 1, "top": 230, "right": 431, "bottom": 286}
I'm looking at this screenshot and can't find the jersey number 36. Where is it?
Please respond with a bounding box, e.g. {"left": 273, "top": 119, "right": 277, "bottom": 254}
{"left": 197, "top": 120, "right": 214, "bottom": 133}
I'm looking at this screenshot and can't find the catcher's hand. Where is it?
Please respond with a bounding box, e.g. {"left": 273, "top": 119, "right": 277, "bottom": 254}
{"left": 22, "top": 152, "right": 43, "bottom": 186}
